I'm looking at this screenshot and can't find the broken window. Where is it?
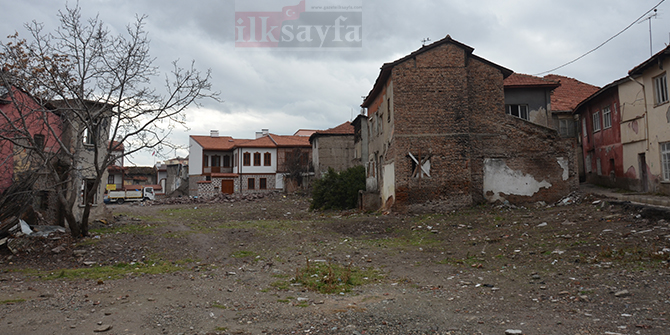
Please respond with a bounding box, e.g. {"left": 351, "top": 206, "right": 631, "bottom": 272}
{"left": 34, "top": 134, "right": 45, "bottom": 151}
{"left": 506, "top": 104, "right": 529, "bottom": 120}
{"left": 83, "top": 126, "right": 96, "bottom": 145}
{"left": 408, "top": 152, "right": 431, "bottom": 178}
{"left": 82, "top": 179, "right": 97, "bottom": 205}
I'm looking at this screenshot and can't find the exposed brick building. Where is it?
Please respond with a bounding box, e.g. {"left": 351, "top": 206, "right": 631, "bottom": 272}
{"left": 359, "top": 35, "right": 578, "bottom": 212}
{"left": 309, "top": 121, "right": 355, "bottom": 177}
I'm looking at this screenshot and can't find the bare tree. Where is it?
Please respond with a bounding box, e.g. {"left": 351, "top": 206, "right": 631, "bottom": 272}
{"left": 0, "top": 4, "right": 216, "bottom": 237}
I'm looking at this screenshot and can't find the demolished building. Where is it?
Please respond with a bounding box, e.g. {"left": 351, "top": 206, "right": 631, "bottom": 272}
{"left": 358, "top": 35, "right": 578, "bottom": 212}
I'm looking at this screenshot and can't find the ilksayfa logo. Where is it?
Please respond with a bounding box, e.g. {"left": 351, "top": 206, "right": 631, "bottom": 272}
{"left": 235, "top": 0, "right": 362, "bottom": 48}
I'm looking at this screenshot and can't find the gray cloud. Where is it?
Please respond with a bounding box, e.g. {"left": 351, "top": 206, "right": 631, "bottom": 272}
{"left": 2, "top": 0, "right": 668, "bottom": 164}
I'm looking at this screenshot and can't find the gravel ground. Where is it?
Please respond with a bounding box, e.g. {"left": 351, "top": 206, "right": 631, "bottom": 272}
{"left": 1, "top": 191, "right": 669, "bottom": 335}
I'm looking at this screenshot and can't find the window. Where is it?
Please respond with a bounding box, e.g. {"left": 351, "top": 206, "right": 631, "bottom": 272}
{"left": 379, "top": 113, "right": 383, "bottom": 134}
{"left": 203, "top": 155, "right": 209, "bottom": 167}
{"left": 264, "top": 152, "right": 271, "bottom": 166}
{"left": 234, "top": 153, "right": 238, "bottom": 167}
{"left": 211, "top": 155, "right": 221, "bottom": 167}
{"left": 506, "top": 104, "right": 529, "bottom": 120}
{"left": 654, "top": 73, "right": 668, "bottom": 105}
{"left": 662, "top": 142, "right": 670, "bottom": 181}
{"left": 558, "top": 119, "right": 575, "bottom": 137}
{"left": 585, "top": 153, "right": 592, "bottom": 173}
{"left": 596, "top": 158, "right": 602, "bottom": 176}
{"left": 108, "top": 174, "right": 115, "bottom": 185}
{"left": 592, "top": 111, "right": 601, "bottom": 132}
{"left": 243, "top": 152, "right": 251, "bottom": 166}
{"left": 259, "top": 178, "right": 267, "bottom": 189}
{"left": 223, "top": 155, "right": 230, "bottom": 168}
{"left": 602, "top": 106, "right": 612, "bottom": 129}
{"left": 248, "top": 178, "right": 255, "bottom": 190}
{"left": 82, "top": 179, "right": 97, "bottom": 205}
{"left": 253, "top": 152, "right": 261, "bottom": 166}
{"left": 387, "top": 98, "right": 391, "bottom": 122}
{"left": 582, "top": 118, "right": 588, "bottom": 140}
{"left": 34, "top": 134, "right": 45, "bottom": 151}
{"left": 83, "top": 127, "right": 95, "bottom": 145}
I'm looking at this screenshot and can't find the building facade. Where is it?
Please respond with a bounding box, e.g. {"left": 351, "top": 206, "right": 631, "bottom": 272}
{"left": 359, "top": 35, "right": 578, "bottom": 212}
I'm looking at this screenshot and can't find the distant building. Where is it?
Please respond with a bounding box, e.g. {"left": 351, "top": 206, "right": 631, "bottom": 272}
{"left": 309, "top": 121, "right": 355, "bottom": 177}
{"left": 189, "top": 129, "right": 312, "bottom": 197}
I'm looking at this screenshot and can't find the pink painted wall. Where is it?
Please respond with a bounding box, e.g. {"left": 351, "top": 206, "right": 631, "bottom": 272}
{"left": 0, "top": 87, "right": 63, "bottom": 192}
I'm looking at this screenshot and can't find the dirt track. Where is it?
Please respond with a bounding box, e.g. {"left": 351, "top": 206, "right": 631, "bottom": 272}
{"left": 1, "top": 192, "right": 669, "bottom": 335}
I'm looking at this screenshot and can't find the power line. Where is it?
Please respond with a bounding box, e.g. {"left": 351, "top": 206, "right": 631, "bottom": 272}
{"left": 534, "top": 0, "right": 665, "bottom": 76}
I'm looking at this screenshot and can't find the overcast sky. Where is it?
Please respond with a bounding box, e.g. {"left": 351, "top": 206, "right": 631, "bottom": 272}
{"left": 2, "top": 0, "right": 669, "bottom": 166}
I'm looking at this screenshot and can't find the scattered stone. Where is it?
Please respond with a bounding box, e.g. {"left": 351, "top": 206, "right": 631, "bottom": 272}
{"left": 614, "top": 290, "right": 631, "bottom": 297}
{"left": 93, "top": 324, "right": 113, "bottom": 332}
{"left": 51, "top": 245, "right": 65, "bottom": 254}
{"left": 537, "top": 222, "right": 548, "bottom": 227}
{"left": 505, "top": 330, "right": 523, "bottom": 335}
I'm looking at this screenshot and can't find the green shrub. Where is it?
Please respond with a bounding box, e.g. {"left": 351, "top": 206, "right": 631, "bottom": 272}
{"left": 310, "top": 165, "right": 365, "bottom": 210}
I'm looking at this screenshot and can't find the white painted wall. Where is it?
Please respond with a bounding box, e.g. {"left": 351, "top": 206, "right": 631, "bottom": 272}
{"left": 381, "top": 162, "right": 395, "bottom": 205}
{"left": 483, "top": 158, "right": 552, "bottom": 202}
{"left": 275, "top": 173, "right": 284, "bottom": 190}
{"left": 238, "top": 148, "right": 277, "bottom": 174}
{"left": 189, "top": 137, "right": 203, "bottom": 175}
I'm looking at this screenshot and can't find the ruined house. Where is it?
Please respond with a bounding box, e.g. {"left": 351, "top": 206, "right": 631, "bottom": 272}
{"left": 309, "top": 121, "right": 355, "bottom": 177}
{"left": 359, "top": 35, "right": 578, "bottom": 212}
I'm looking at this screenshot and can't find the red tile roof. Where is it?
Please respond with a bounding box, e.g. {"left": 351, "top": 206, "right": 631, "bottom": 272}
{"left": 543, "top": 74, "right": 600, "bottom": 112}
{"left": 191, "top": 135, "right": 249, "bottom": 150}
{"left": 293, "top": 129, "right": 318, "bottom": 137}
{"left": 317, "top": 122, "right": 354, "bottom": 135}
{"left": 310, "top": 121, "right": 354, "bottom": 141}
{"left": 504, "top": 73, "right": 560, "bottom": 89}
{"left": 235, "top": 135, "right": 277, "bottom": 148}
{"left": 191, "top": 133, "right": 310, "bottom": 150}
{"left": 269, "top": 134, "right": 311, "bottom": 147}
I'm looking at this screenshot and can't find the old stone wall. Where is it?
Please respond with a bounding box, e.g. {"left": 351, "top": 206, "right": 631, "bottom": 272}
{"left": 313, "top": 135, "right": 355, "bottom": 177}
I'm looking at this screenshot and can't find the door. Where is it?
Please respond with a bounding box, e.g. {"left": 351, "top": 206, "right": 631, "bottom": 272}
{"left": 221, "top": 180, "right": 234, "bottom": 194}
{"left": 639, "top": 153, "right": 648, "bottom": 192}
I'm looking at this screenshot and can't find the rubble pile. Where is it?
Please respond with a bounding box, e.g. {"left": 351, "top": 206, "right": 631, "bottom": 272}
{"left": 140, "top": 192, "right": 277, "bottom": 206}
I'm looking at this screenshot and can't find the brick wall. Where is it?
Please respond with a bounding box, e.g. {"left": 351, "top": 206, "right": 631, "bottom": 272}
{"left": 372, "top": 42, "right": 577, "bottom": 213}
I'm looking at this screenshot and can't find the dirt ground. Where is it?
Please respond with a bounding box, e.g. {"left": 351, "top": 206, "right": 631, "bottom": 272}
{"left": 1, "top": 191, "right": 669, "bottom": 335}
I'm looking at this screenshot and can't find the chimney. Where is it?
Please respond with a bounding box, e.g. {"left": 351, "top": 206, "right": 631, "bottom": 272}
{"left": 255, "top": 131, "right": 263, "bottom": 139}
{"left": 210, "top": 130, "right": 219, "bottom": 137}
{"left": 262, "top": 129, "right": 269, "bottom": 136}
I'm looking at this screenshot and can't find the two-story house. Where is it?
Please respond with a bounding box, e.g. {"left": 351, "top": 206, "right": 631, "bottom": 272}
{"left": 358, "top": 35, "right": 578, "bottom": 212}
{"left": 574, "top": 77, "right": 627, "bottom": 189}
{"left": 189, "top": 129, "right": 311, "bottom": 196}
{"left": 0, "top": 84, "right": 63, "bottom": 225}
